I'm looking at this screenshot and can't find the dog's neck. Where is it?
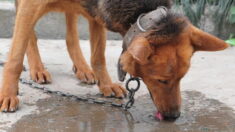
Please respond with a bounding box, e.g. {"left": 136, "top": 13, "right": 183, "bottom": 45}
{"left": 118, "top": 7, "right": 168, "bottom": 82}
{"left": 81, "top": 0, "right": 172, "bottom": 34}
{"left": 122, "top": 7, "right": 168, "bottom": 51}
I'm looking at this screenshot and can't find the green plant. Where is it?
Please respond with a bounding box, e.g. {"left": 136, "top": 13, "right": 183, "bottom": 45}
{"left": 226, "top": 34, "right": 235, "bottom": 46}
{"left": 174, "top": 0, "right": 235, "bottom": 40}
{"left": 228, "top": 6, "right": 235, "bottom": 23}
{"left": 174, "top": 0, "right": 235, "bottom": 26}
{"left": 226, "top": 38, "right": 235, "bottom": 46}
{"left": 214, "top": 0, "right": 234, "bottom": 32}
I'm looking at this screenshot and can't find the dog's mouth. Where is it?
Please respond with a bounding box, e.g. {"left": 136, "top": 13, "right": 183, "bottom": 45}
{"left": 149, "top": 92, "right": 165, "bottom": 121}
{"left": 155, "top": 111, "right": 164, "bottom": 121}
{"left": 155, "top": 111, "right": 181, "bottom": 121}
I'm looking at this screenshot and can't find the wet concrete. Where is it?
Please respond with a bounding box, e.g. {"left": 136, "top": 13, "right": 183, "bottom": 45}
{"left": 9, "top": 91, "right": 235, "bottom": 132}
{"left": 1, "top": 39, "right": 235, "bottom": 131}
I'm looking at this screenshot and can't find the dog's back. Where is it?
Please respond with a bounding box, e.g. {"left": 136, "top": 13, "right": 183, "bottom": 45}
{"left": 85, "top": 0, "right": 173, "bottom": 33}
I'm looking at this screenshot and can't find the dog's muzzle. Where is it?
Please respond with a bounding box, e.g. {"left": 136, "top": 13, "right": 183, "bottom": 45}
{"left": 117, "top": 6, "right": 168, "bottom": 81}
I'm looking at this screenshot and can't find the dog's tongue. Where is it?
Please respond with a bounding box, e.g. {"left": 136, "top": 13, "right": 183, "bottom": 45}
{"left": 155, "top": 111, "right": 164, "bottom": 121}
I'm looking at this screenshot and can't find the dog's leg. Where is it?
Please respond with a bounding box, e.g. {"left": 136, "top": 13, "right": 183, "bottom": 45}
{"left": 65, "top": 13, "right": 96, "bottom": 84}
{"left": 16, "top": 0, "right": 51, "bottom": 84}
{"left": 26, "top": 31, "right": 52, "bottom": 84}
{"left": 0, "top": 1, "right": 47, "bottom": 112}
{"left": 88, "top": 20, "right": 126, "bottom": 98}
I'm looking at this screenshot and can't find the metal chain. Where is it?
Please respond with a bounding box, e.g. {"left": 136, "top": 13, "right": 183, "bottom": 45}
{"left": 19, "top": 76, "right": 141, "bottom": 110}
{"left": 19, "top": 78, "right": 126, "bottom": 108}
{"left": 0, "top": 61, "right": 141, "bottom": 110}
{"left": 124, "top": 76, "right": 141, "bottom": 110}
{"left": 0, "top": 61, "right": 136, "bottom": 123}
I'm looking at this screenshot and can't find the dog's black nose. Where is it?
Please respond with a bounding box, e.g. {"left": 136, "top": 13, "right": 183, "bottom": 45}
{"left": 163, "top": 112, "right": 181, "bottom": 121}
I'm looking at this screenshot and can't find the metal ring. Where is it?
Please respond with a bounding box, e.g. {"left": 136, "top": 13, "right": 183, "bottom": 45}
{"left": 157, "top": 6, "right": 168, "bottom": 12}
{"left": 125, "top": 77, "right": 141, "bottom": 92}
{"left": 137, "top": 14, "right": 146, "bottom": 32}
{"left": 157, "top": 6, "right": 168, "bottom": 17}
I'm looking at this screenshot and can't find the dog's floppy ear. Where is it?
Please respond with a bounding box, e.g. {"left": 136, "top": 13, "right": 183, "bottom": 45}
{"left": 128, "top": 36, "right": 153, "bottom": 65}
{"left": 190, "top": 25, "right": 229, "bottom": 51}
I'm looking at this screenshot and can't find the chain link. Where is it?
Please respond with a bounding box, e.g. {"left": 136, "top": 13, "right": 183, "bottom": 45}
{"left": 124, "top": 76, "right": 141, "bottom": 110}
{"left": 19, "top": 77, "right": 138, "bottom": 123}
{"left": 19, "top": 76, "right": 141, "bottom": 110}
{"left": 0, "top": 62, "right": 137, "bottom": 122}
{"left": 0, "top": 60, "right": 141, "bottom": 110}
{"left": 19, "top": 78, "right": 126, "bottom": 108}
{"left": 124, "top": 76, "right": 140, "bottom": 110}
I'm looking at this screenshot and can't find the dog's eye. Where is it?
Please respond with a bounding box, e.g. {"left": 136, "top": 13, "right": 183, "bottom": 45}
{"left": 158, "top": 79, "right": 168, "bottom": 84}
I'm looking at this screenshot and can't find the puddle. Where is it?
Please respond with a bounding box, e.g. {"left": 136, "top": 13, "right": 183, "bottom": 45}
{"left": 9, "top": 91, "right": 235, "bottom": 132}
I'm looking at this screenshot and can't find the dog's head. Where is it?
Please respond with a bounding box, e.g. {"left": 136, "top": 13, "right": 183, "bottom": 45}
{"left": 120, "top": 12, "right": 228, "bottom": 120}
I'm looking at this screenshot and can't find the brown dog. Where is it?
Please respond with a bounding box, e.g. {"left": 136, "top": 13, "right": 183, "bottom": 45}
{"left": 0, "top": 0, "right": 228, "bottom": 120}
{"left": 15, "top": 0, "right": 95, "bottom": 85}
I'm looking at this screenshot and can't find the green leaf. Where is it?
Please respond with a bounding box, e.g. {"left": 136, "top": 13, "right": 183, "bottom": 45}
{"left": 228, "top": 6, "right": 235, "bottom": 23}
{"left": 226, "top": 38, "right": 235, "bottom": 46}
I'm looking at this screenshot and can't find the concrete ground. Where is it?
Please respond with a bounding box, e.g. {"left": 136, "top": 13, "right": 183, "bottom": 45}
{"left": 0, "top": 39, "right": 235, "bottom": 132}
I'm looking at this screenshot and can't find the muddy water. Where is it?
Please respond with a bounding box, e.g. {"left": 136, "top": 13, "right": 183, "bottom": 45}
{"left": 9, "top": 91, "right": 235, "bottom": 132}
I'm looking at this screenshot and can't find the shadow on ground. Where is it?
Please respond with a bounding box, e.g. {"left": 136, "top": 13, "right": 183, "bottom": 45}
{"left": 9, "top": 91, "right": 235, "bottom": 132}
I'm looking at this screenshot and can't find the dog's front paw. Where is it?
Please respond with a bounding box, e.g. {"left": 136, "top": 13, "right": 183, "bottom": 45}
{"left": 30, "top": 68, "right": 52, "bottom": 84}
{"left": 99, "top": 83, "right": 127, "bottom": 98}
{"left": 73, "top": 65, "right": 97, "bottom": 85}
{"left": 0, "top": 92, "right": 19, "bottom": 112}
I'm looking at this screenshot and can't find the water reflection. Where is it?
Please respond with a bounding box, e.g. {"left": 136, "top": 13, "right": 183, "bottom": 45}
{"left": 10, "top": 91, "right": 235, "bottom": 132}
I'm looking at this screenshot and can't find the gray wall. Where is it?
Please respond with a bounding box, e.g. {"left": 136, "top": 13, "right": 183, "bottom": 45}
{"left": 0, "top": 2, "right": 234, "bottom": 40}
{"left": 35, "top": 13, "right": 122, "bottom": 40}
{"left": 0, "top": 2, "right": 122, "bottom": 40}
{"left": 0, "top": 7, "right": 15, "bottom": 38}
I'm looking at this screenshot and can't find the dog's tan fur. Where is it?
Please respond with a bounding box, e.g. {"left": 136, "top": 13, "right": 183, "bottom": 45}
{"left": 26, "top": 13, "right": 96, "bottom": 85}
{"left": 0, "top": 0, "right": 228, "bottom": 119}
{"left": 120, "top": 24, "right": 228, "bottom": 118}
{"left": 0, "top": 0, "right": 128, "bottom": 112}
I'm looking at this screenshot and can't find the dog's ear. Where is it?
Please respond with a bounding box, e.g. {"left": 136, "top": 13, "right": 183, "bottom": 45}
{"left": 128, "top": 36, "right": 153, "bottom": 65}
{"left": 190, "top": 26, "right": 229, "bottom": 51}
